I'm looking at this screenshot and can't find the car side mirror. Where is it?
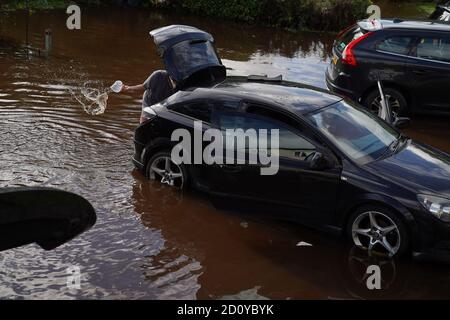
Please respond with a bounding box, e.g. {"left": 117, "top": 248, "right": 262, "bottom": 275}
{"left": 309, "top": 152, "right": 330, "bottom": 170}
{"left": 0, "top": 187, "right": 96, "bottom": 252}
{"left": 393, "top": 117, "right": 410, "bottom": 129}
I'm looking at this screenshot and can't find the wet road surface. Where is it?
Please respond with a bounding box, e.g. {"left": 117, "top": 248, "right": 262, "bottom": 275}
{"left": 0, "top": 7, "right": 449, "bottom": 299}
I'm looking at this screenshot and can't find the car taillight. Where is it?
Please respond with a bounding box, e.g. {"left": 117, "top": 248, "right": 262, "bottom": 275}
{"left": 140, "top": 106, "right": 157, "bottom": 124}
{"left": 341, "top": 32, "right": 373, "bottom": 66}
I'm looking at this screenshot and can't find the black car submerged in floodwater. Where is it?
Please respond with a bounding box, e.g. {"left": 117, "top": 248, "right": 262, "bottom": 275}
{"left": 326, "top": 19, "right": 450, "bottom": 116}
{"left": 133, "top": 25, "right": 450, "bottom": 261}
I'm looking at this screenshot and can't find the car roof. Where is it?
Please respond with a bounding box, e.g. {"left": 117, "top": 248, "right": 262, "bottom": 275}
{"left": 378, "top": 19, "right": 450, "bottom": 32}
{"left": 166, "top": 77, "right": 343, "bottom": 116}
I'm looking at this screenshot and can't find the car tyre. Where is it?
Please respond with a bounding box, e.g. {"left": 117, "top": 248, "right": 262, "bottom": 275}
{"left": 146, "top": 151, "right": 189, "bottom": 190}
{"left": 364, "top": 88, "right": 408, "bottom": 116}
{"left": 347, "top": 205, "right": 409, "bottom": 257}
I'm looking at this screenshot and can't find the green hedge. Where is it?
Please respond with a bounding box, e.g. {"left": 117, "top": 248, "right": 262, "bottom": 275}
{"left": 0, "top": 0, "right": 100, "bottom": 10}
{"left": 2, "top": 0, "right": 372, "bottom": 31}
{"left": 149, "top": 0, "right": 372, "bottom": 31}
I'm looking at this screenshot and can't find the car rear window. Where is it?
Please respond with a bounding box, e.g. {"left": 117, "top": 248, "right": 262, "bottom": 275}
{"left": 335, "top": 25, "right": 367, "bottom": 53}
{"left": 169, "top": 102, "right": 212, "bottom": 123}
{"left": 167, "top": 40, "right": 220, "bottom": 75}
{"left": 376, "top": 36, "right": 414, "bottom": 55}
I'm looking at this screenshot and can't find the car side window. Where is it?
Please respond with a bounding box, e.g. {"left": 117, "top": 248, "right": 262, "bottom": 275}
{"left": 169, "top": 102, "right": 212, "bottom": 123}
{"left": 415, "top": 36, "right": 450, "bottom": 63}
{"left": 217, "top": 112, "right": 316, "bottom": 161}
{"left": 376, "top": 36, "right": 414, "bottom": 55}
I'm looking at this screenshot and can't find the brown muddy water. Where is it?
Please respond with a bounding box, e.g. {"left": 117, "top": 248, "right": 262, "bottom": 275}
{"left": 0, "top": 7, "right": 449, "bottom": 299}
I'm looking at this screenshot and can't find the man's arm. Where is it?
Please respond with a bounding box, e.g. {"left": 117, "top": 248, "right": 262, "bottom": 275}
{"left": 120, "top": 83, "right": 145, "bottom": 94}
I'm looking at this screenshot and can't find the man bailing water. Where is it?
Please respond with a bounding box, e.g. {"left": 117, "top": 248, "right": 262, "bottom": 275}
{"left": 119, "top": 69, "right": 177, "bottom": 109}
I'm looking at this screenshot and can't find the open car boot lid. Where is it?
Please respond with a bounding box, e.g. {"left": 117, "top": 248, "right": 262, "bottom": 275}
{"left": 149, "top": 25, "right": 226, "bottom": 90}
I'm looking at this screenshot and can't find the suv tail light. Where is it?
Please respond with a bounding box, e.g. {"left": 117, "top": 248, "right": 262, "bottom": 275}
{"left": 140, "top": 106, "right": 157, "bottom": 124}
{"left": 341, "top": 32, "right": 373, "bottom": 66}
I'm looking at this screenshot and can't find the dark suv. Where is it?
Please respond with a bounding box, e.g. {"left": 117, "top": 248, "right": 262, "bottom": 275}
{"left": 326, "top": 19, "right": 450, "bottom": 115}
{"left": 430, "top": 2, "right": 450, "bottom": 22}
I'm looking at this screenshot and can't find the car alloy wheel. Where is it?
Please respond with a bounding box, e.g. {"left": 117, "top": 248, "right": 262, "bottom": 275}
{"left": 370, "top": 94, "right": 402, "bottom": 116}
{"left": 351, "top": 211, "right": 401, "bottom": 257}
{"left": 148, "top": 155, "right": 184, "bottom": 189}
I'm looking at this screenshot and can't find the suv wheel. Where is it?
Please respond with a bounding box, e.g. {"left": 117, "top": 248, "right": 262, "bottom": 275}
{"left": 364, "top": 88, "right": 408, "bottom": 116}
{"left": 146, "top": 151, "right": 188, "bottom": 189}
{"left": 347, "top": 205, "right": 409, "bottom": 257}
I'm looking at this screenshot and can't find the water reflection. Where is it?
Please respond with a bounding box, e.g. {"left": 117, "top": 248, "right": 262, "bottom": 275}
{"left": 132, "top": 174, "right": 450, "bottom": 299}
{"left": 0, "top": 8, "right": 449, "bottom": 299}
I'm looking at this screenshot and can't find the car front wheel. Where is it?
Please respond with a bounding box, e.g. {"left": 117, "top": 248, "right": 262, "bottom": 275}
{"left": 146, "top": 151, "right": 188, "bottom": 190}
{"left": 347, "top": 205, "right": 409, "bottom": 257}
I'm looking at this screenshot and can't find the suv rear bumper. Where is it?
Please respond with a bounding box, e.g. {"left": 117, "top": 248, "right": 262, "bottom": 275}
{"left": 325, "top": 68, "right": 360, "bottom": 101}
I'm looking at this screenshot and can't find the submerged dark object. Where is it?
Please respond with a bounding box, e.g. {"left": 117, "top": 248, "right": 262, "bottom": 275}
{"left": 149, "top": 25, "right": 226, "bottom": 90}
{"left": 0, "top": 187, "right": 96, "bottom": 251}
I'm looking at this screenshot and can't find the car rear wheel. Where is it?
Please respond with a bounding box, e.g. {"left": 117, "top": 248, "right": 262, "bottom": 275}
{"left": 364, "top": 88, "right": 408, "bottom": 116}
{"left": 347, "top": 205, "right": 409, "bottom": 257}
{"left": 146, "top": 151, "right": 188, "bottom": 190}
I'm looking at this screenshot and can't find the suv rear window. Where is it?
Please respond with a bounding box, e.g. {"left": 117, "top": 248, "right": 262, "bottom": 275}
{"left": 335, "top": 25, "right": 367, "bottom": 53}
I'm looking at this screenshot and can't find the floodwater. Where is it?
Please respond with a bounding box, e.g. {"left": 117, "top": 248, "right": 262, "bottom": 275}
{"left": 0, "top": 7, "right": 449, "bottom": 299}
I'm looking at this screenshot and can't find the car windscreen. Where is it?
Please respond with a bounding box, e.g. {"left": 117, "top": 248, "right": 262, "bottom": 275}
{"left": 335, "top": 25, "right": 367, "bottom": 54}
{"left": 165, "top": 40, "right": 220, "bottom": 80}
{"left": 306, "top": 101, "right": 399, "bottom": 164}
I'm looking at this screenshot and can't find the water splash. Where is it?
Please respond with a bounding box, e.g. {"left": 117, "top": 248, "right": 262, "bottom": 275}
{"left": 71, "top": 86, "right": 109, "bottom": 116}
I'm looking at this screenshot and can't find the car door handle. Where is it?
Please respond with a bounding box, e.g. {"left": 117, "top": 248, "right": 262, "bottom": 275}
{"left": 219, "top": 164, "right": 242, "bottom": 173}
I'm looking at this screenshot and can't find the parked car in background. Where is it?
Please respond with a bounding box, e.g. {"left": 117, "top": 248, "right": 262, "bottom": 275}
{"left": 430, "top": 2, "right": 450, "bottom": 22}
{"left": 326, "top": 19, "right": 450, "bottom": 116}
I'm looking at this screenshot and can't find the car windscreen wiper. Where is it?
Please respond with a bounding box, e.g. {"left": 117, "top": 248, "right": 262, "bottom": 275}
{"left": 376, "top": 133, "right": 406, "bottom": 160}
{"left": 392, "top": 133, "right": 410, "bottom": 154}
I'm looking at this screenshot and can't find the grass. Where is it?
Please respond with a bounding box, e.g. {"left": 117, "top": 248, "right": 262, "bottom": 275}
{"left": 0, "top": 0, "right": 99, "bottom": 11}
{"left": 418, "top": 2, "right": 438, "bottom": 15}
